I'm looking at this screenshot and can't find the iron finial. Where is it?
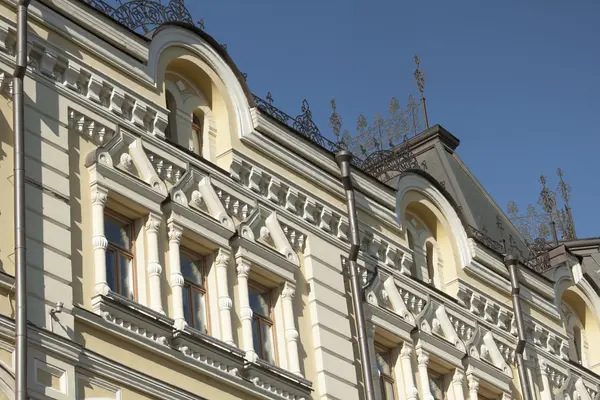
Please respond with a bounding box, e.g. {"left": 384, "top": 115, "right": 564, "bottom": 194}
{"left": 413, "top": 55, "right": 429, "bottom": 129}
{"left": 329, "top": 98, "right": 343, "bottom": 140}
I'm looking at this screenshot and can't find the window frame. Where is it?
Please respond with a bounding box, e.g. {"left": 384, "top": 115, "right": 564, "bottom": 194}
{"left": 180, "top": 248, "right": 210, "bottom": 334}
{"left": 429, "top": 370, "right": 446, "bottom": 400}
{"left": 375, "top": 344, "right": 397, "bottom": 400}
{"left": 104, "top": 210, "right": 137, "bottom": 301}
{"left": 249, "top": 281, "right": 278, "bottom": 365}
{"left": 192, "top": 112, "right": 203, "bottom": 156}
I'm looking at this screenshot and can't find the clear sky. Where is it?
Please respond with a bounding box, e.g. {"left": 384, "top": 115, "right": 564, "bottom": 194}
{"left": 187, "top": 0, "right": 600, "bottom": 239}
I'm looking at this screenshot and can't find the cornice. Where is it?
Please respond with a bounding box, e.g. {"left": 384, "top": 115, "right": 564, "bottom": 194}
{"left": 77, "top": 295, "right": 312, "bottom": 399}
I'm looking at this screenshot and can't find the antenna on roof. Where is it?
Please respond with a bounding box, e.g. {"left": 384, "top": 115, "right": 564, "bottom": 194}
{"left": 414, "top": 56, "right": 429, "bottom": 129}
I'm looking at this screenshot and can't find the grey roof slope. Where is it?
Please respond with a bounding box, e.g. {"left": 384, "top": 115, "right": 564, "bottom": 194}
{"left": 386, "top": 125, "right": 530, "bottom": 257}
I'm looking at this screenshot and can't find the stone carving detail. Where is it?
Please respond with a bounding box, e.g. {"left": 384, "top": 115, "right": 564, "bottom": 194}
{"left": 177, "top": 345, "right": 242, "bottom": 378}
{"left": 68, "top": 109, "right": 115, "bottom": 145}
{"left": 147, "top": 152, "right": 184, "bottom": 184}
{"left": 0, "top": 72, "right": 13, "bottom": 97}
{"left": 0, "top": 26, "right": 168, "bottom": 137}
{"left": 397, "top": 286, "right": 426, "bottom": 316}
{"left": 99, "top": 310, "right": 169, "bottom": 347}
{"left": 216, "top": 190, "right": 253, "bottom": 222}
{"left": 282, "top": 223, "right": 307, "bottom": 252}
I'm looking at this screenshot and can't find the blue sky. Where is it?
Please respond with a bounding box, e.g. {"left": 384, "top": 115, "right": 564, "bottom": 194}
{"left": 187, "top": 0, "right": 599, "bottom": 239}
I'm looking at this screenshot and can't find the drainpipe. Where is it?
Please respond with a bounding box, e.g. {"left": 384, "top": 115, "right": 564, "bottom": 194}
{"left": 13, "top": 2, "right": 30, "bottom": 400}
{"left": 335, "top": 151, "right": 376, "bottom": 400}
{"left": 505, "top": 255, "right": 533, "bottom": 400}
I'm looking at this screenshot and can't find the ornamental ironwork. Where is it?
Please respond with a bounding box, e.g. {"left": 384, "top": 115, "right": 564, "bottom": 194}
{"left": 506, "top": 169, "right": 577, "bottom": 273}
{"left": 81, "top": 0, "right": 203, "bottom": 34}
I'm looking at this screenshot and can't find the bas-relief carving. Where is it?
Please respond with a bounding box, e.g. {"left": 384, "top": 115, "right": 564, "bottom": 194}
{"left": 239, "top": 207, "right": 299, "bottom": 265}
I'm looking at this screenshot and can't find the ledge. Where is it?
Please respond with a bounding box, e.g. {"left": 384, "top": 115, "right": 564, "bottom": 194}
{"left": 84, "top": 294, "right": 312, "bottom": 399}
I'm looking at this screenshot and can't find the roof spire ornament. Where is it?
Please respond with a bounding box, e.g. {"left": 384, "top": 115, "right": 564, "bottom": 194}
{"left": 414, "top": 55, "right": 429, "bottom": 129}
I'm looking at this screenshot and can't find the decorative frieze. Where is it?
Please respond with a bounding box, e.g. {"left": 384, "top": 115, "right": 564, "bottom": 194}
{"left": 147, "top": 152, "right": 184, "bottom": 184}
{"left": 0, "top": 27, "right": 169, "bottom": 137}
{"left": 68, "top": 108, "right": 115, "bottom": 145}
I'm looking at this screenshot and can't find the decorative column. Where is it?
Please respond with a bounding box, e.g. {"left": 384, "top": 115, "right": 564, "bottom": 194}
{"left": 236, "top": 257, "right": 257, "bottom": 361}
{"left": 145, "top": 213, "right": 164, "bottom": 314}
{"left": 416, "top": 345, "right": 432, "bottom": 399}
{"left": 281, "top": 282, "right": 301, "bottom": 376}
{"left": 366, "top": 320, "right": 382, "bottom": 400}
{"left": 91, "top": 186, "right": 109, "bottom": 295}
{"left": 399, "top": 343, "right": 418, "bottom": 400}
{"left": 467, "top": 371, "right": 480, "bottom": 400}
{"left": 538, "top": 360, "right": 553, "bottom": 400}
{"left": 168, "top": 223, "right": 185, "bottom": 330}
{"left": 452, "top": 369, "right": 465, "bottom": 400}
{"left": 215, "top": 249, "right": 234, "bottom": 346}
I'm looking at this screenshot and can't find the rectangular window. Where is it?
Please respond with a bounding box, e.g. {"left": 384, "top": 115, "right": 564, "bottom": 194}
{"left": 249, "top": 283, "right": 276, "bottom": 364}
{"left": 429, "top": 372, "right": 445, "bottom": 400}
{"left": 180, "top": 250, "right": 208, "bottom": 333}
{"left": 104, "top": 212, "right": 135, "bottom": 300}
{"left": 376, "top": 345, "right": 396, "bottom": 400}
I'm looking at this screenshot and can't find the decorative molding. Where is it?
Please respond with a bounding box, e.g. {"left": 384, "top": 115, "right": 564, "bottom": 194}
{"left": 147, "top": 151, "right": 185, "bottom": 184}
{"left": 68, "top": 108, "right": 115, "bottom": 145}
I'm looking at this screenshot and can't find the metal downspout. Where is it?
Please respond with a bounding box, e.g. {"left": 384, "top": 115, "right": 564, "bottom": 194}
{"left": 505, "top": 255, "right": 534, "bottom": 400}
{"left": 335, "top": 151, "right": 377, "bottom": 400}
{"left": 13, "top": 1, "right": 30, "bottom": 400}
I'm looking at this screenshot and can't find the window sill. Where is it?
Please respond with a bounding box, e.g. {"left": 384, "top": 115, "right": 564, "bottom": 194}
{"left": 88, "top": 293, "right": 312, "bottom": 399}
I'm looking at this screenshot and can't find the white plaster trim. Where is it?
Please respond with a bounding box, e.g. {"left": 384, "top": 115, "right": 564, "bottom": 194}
{"left": 396, "top": 172, "right": 472, "bottom": 267}
{"left": 147, "top": 26, "right": 253, "bottom": 137}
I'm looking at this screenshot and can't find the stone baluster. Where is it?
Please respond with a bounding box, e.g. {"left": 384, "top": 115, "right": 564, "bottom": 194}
{"left": 467, "top": 372, "right": 480, "bottom": 400}
{"left": 145, "top": 213, "right": 164, "bottom": 314}
{"left": 215, "top": 249, "right": 234, "bottom": 346}
{"left": 416, "top": 345, "right": 432, "bottom": 399}
{"left": 281, "top": 282, "right": 301, "bottom": 376}
{"left": 91, "top": 186, "right": 109, "bottom": 295}
{"left": 452, "top": 369, "right": 465, "bottom": 400}
{"left": 399, "top": 343, "right": 418, "bottom": 400}
{"left": 168, "top": 223, "right": 185, "bottom": 330}
{"left": 539, "top": 360, "right": 553, "bottom": 400}
{"left": 236, "top": 257, "right": 257, "bottom": 361}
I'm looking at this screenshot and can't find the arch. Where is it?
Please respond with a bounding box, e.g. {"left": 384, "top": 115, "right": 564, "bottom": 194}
{"left": 148, "top": 24, "right": 254, "bottom": 139}
{"left": 396, "top": 172, "right": 472, "bottom": 268}
{"left": 164, "top": 73, "right": 216, "bottom": 159}
{"left": 554, "top": 263, "right": 600, "bottom": 371}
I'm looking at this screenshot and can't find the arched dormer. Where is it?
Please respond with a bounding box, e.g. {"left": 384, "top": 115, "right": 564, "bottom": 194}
{"left": 553, "top": 263, "right": 600, "bottom": 372}
{"left": 396, "top": 171, "right": 471, "bottom": 293}
{"left": 147, "top": 24, "right": 255, "bottom": 166}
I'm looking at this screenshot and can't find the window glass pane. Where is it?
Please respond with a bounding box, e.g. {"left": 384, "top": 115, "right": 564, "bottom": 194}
{"left": 104, "top": 216, "right": 131, "bottom": 250}
{"left": 261, "top": 322, "right": 275, "bottom": 364}
{"left": 192, "top": 289, "right": 207, "bottom": 333}
{"left": 383, "top": 380, "right": 396, "bottom": 400}
{"left": 182, "top": 285, "right": 191, "bottom": 326}
{"left": 249, "top": 288, "right": 270, "bottom": 317}
{"left": 430, "top": 375, "right": 444, "bottom": 400}
{"left": 376, "top": 349, "right": 392, "bottom": 375}
{"left": 180, "top": 253, "right": 204, "bottom": 286}
{"left": 120, "top": 255, "right": 134, "bottom": 300}
{"left": 252, "top": 318, "right": 261, "bottom": 357}
{"left": 106, "top": 250, "right": 117, "bottom": 292}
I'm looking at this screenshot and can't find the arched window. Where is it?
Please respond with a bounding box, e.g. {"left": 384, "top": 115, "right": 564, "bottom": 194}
{"left": 573, "top": 325, "right": 583, "bottom": 364}
{"left": 191, "top": 111, "right": 203, "bottom": 157}
{"left": 165, "top": 90, "right": 177, "bottom": 141}
{"left": 426, "top": 241, "right": 435, "bottom": 286}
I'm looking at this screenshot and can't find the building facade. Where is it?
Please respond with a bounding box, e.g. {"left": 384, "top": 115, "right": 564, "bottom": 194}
{"left": 0, "top": 1, "right": 599, "bottom": 399}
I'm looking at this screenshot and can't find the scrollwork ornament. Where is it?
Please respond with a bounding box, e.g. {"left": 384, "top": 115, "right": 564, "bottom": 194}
{"left": 281, "top": 282, "right": 295, "bottom": 299}
{"left": 91, "top": 187, "right": 108, "bottom": 206}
